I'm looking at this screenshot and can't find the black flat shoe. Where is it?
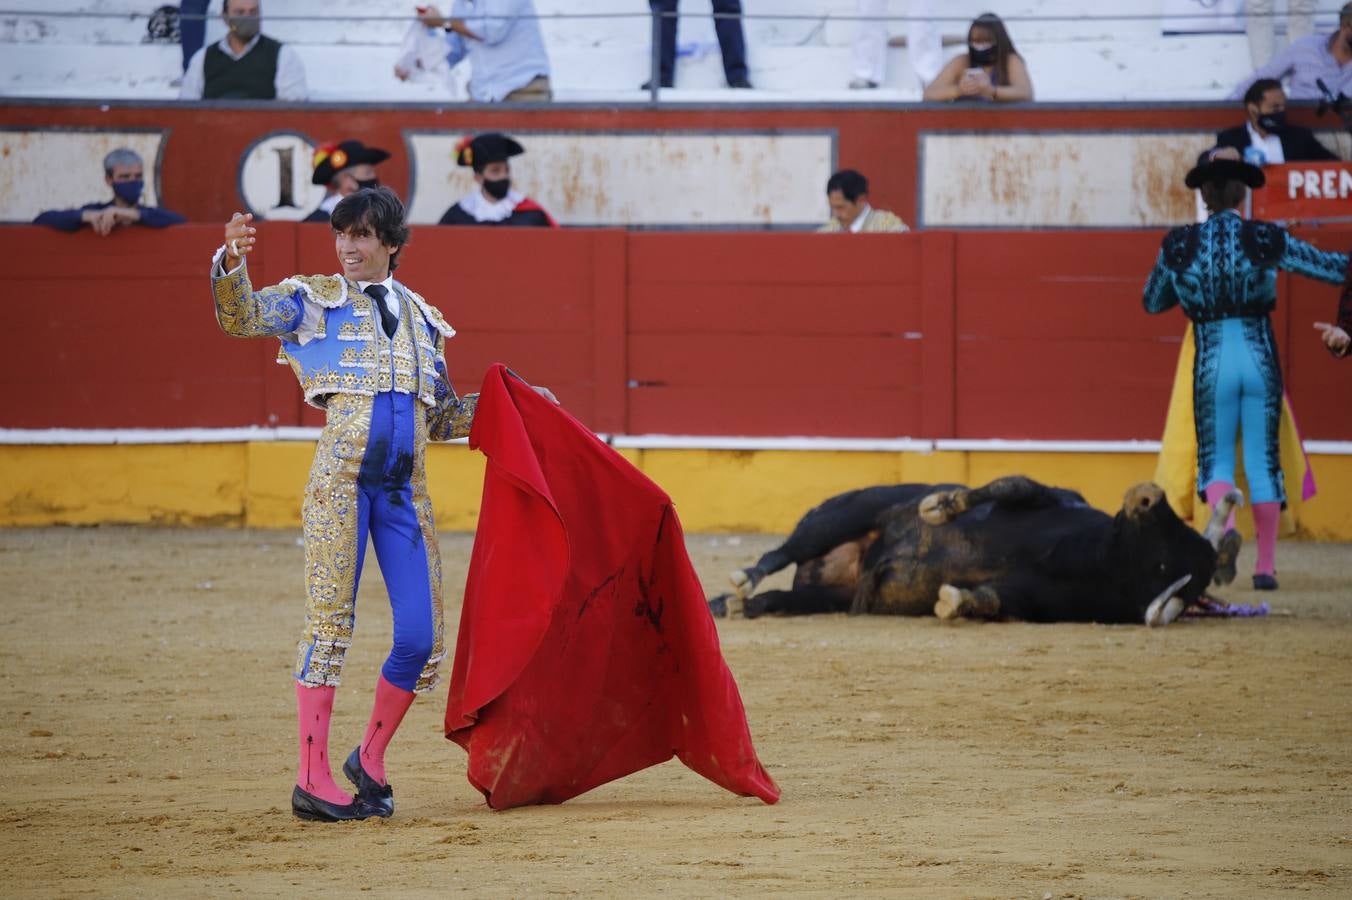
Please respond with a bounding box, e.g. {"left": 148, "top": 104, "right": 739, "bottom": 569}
{"left": 291, "top": 785, "right": 377, "bottom": 822}
{"left": 1252, "top": 573, "right": 1279, "bottom": 591}
{"left": 343, "top": 748, "right": 394, "bottom": 818}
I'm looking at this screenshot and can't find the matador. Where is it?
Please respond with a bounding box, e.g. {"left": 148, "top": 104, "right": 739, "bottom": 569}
{"left": 211, "top": 187, "right": 552, "bottom": 822}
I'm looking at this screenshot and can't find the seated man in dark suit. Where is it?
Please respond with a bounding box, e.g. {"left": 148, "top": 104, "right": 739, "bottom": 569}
{"left": 1205, "top": 78, "right": 1338, "bottom": 165}
{"left": 33, "top": 148, "right": 186, "bottom": 235}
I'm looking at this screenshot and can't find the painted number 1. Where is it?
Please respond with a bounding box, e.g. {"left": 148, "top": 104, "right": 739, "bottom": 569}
{"left": 272, "top": 146, "right": 297, "bottom": 209}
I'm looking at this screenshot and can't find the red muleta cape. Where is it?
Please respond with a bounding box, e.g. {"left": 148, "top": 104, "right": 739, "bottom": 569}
{"left": 445, "top": 364, "right": 779, "bottom": 809}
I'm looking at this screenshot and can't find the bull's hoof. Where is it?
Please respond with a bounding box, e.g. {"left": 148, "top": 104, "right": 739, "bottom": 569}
{"left": 934, "top": 584, "right": 970, "bottom": 620}
{"left": 707, "top": 594, "right": 730, "bottom": 618}
{"left": 1213, "top": 528, "right": 1241, "bottom": 586}
{"left": 728, "top": 568, "right": 755, "bottom": 600}
{"left": 919, "top": 490, "right": 966, "bottom": 525}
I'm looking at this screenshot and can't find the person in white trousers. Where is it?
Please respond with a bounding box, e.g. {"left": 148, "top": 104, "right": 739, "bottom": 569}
{"left": 1246, "top": 0, "right": 1317, "bottom": 69}
{"left": 849, "top": 0, "right": 942, "bottom": 90}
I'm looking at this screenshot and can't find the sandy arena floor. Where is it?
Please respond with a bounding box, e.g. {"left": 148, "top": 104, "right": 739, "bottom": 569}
{"left": 2, "top": 526, "right": 1350, "bottom": 898}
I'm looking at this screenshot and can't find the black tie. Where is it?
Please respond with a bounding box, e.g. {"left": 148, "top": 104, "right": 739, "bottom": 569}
{"left": 364, "top": 284, "right": 398, "bottom": 338}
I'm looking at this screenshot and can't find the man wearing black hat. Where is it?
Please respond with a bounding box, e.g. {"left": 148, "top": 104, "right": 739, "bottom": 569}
{"left": 1204, "top": 79, "right": 1338, "bottom": 167}
{"left": 305, "top": 140, "right": 391, "bottom": 223}
{"left": 438, "top": 133, "right": 556, "bottom": 227}
{"left": 1143, "top": 157, "right": 1348, "bottom": 591}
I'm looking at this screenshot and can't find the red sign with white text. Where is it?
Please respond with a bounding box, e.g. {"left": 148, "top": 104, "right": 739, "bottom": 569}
{"left": 1251, "top": 162, "right": 1352, "bottom": 221}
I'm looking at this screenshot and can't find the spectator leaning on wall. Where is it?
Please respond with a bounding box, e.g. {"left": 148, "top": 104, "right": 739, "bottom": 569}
{"left": 1229, "top": 1, "right": 1352, "bottom": 101}
{"left": 179, "top": 0, "right": 308, "bottom": 101}
{"left": 33, "top": 148, "right": 186, "bottom": 236}
{"left": 1204, "top": 79, "right": 1338, "bottom": 165}
{"left": 415, "top": 2, "right": 552, "bottom": 103}
{"left": 817, "top": 169, "right": 909, "bottom": 233}
{"left": 922, "top": 12, "right": 1032, "bottom": 103}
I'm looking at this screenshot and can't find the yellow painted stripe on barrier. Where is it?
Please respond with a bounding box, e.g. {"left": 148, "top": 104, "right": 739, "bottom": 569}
{"left": 2, "top": 443, "right": 1350, "bottom": 540}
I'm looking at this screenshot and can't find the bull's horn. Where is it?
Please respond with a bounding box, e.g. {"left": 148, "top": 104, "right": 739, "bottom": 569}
{"left": 1123, "top": 483, "right": 1165, "bottom": 519}
{"left": 1144, "top": 574, "right": 1192, "bottom": 627}
{"left": 1202, "top": 489, "right": 1245, "bottom": 549}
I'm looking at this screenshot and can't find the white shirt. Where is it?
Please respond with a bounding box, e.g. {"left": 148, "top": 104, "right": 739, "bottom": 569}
{"left": 1245, "top": 121, "right": 1285, "bottom": 165}
{"left": 179, "top": 34, "right": 308, "bottom": 101}
{"left": 455, "top": 188, "right": 526, "bottom": 223}
{"left": 849, "top": 203, "right": 874, "bottom": 233}
{"left": 356, "top": 275, "right": 399, "bottom": 329}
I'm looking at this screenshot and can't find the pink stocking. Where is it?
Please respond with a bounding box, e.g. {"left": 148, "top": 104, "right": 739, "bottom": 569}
{"left": 358, "top": 675, "right": 417, "bottom": 786}
{"left": 1252, "top": 502, "right": 1280, "bottom": 576}
{"left": 295, "top": 683, "right": 352, "bottom": 804}
{"left": 1204, "top": 481, "right": 1237, "bottom": 531}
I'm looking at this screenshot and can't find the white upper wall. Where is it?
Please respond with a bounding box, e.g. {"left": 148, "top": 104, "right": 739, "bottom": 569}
{"left": 0, "top": 0, "right": 1346, "bottom": 102}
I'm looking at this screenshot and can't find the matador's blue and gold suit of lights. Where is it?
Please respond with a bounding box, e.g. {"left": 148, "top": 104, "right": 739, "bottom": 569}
{"left": 1143, "top": 210, "right": 1347, "bottom": 506}
{"left": 212, "top": 253, "right": 476, "bottom": 695}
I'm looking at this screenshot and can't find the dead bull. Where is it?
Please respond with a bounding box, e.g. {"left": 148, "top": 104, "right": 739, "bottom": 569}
{"left": 709, "top": 476, "right": 1242, "bottom": 626}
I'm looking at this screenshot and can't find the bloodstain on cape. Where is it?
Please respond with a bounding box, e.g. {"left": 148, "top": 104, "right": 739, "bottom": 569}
{"left": 445, "top": 364, "right": 780, "bottom": 810}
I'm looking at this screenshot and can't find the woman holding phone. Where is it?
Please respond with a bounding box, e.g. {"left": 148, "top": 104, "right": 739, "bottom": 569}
{"left": 923, "top": 12, "right": 1033, "bottom": 103}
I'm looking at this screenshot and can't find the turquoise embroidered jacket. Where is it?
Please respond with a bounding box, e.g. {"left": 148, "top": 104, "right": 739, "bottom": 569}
{"left": 211, "top": 259, "right": 477, "bottom": 441}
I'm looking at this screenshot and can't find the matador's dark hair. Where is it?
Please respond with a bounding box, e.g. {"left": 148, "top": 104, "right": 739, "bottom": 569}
{"left": 331, "top": 186, "right": 411, "bottom": 272}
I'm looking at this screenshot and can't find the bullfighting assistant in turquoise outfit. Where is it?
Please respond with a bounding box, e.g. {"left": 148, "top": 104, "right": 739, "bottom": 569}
{"left": 1143, "top": 159, "right": 1348, "bottom": 588}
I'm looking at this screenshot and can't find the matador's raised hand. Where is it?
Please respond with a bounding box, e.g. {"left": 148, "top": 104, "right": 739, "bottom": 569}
{"left": 223, "top": 212, "right": 257, "bottom": 270}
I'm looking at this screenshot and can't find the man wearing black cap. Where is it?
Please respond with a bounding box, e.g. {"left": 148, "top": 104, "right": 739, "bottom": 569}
{"left": 1143, "top": 157, "right": 1348, "bottom": 592}
{"left": 438, "top": 132, "right": 556, "bottom": 227}
{"left": 305, "top": 140, "right": 391, "bottom": 223}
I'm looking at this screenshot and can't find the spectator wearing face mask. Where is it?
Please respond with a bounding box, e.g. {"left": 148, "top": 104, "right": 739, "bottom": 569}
{"left": 1230, "top": 1, "right": 1352, "bottom": 102}
{"left": 922, "top": 12, "right": 1032, "bottom": 103}
{"left": 437, "top": 133, "right": 556, "bottom": 227}
{"left": 1204, "top": 79, "right": 1338, "bottom": 166}
{"left": 33, "top": 148, "right": 186, "bottom": 236}
{"left": 179, "top": 0, "right": 308, "bottom": 100}
{"left": 305, "top": 141, "right": 393, "bottom": 223}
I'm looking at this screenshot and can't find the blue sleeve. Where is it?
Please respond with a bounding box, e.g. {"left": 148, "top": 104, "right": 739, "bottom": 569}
{"left": 460, "top": 0, "right": 528, "bottom": 46}
{"left": 1143, "top": 251, "right": 1180, "bottom": 314}
{"left": 1279, "top": 235, "right": 1350, "bottom": 286}
{"left": 32, "top": 208, "right": 86, "bottom": 232}
{"left": 444, "top": 30, "right": 468, "bottom": 67}
{"left": 136, "top": 206, "right": 187, "bottom": 228}
{"left": 1228, "top": 42, "right": 1299, "bottom": 100}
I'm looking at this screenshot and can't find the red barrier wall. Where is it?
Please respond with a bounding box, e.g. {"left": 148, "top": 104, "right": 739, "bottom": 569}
{"left": 1, "top": 101, "right": 1302, "bottom": 227}
{"left": 5, "top": 224, "right": 1349, "bottom": 440}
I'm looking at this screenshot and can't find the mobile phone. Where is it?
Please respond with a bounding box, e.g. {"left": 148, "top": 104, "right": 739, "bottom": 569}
{"left": 964, "top": 68, "right": 982, "bottom": 78}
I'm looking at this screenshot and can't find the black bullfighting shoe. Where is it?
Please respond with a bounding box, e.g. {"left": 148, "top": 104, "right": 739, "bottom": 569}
{"left": 1252, "top": 573, "right": 1279, "bottom": 591}
{"left": 291, "top": 785, "right": 378, "bottom": 822}
{"left": 343, "top": 747, "right": 394, "bottom": 818}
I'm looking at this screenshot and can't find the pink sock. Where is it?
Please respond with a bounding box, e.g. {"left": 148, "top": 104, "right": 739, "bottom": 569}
{"left": 295, "top": 683, "right": 352, "bottom": 805}
{"left": 1253, "top": 502, "right": 1280, "bottom": 576}
{"left": 359, "top": 675, "right": 417, "bottom": 786}
{"left": 1204, "top": 481, "right": 1237, "bottom": 531}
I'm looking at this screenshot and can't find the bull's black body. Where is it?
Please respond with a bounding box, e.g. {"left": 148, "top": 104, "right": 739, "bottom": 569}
{"left": 718, "top": 476, "right": 1220, "bottom": 625}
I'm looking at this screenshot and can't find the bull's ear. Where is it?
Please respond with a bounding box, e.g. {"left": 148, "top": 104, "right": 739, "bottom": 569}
{"left": 1122, "top": 483, "right": 1165, "bottom": 520}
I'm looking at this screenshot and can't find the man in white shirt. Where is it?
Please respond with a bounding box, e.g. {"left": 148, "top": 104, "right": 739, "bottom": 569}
{"left": 179, "top": 0, "right": 307, "bottom": 101}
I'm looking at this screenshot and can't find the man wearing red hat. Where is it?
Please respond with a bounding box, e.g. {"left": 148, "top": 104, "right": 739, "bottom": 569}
{"left": 305, "top": 140, "right": 392, "bottom": 223}
{"left": 438, "top": 133, "right": 556, "bottom": 227}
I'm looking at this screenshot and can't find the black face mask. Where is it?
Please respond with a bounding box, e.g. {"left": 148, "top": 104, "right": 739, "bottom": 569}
{"left": 354, "top": 178, "right": 380, "bottom": 191}
{"left": 1257, "top": 110, "right": 1287, "bottom": 134}
{"left": 968, "top": 44, "right": 996, "bottom": 66}
{"left": 482, "top": 177, "right": 511, "bottom": 200}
